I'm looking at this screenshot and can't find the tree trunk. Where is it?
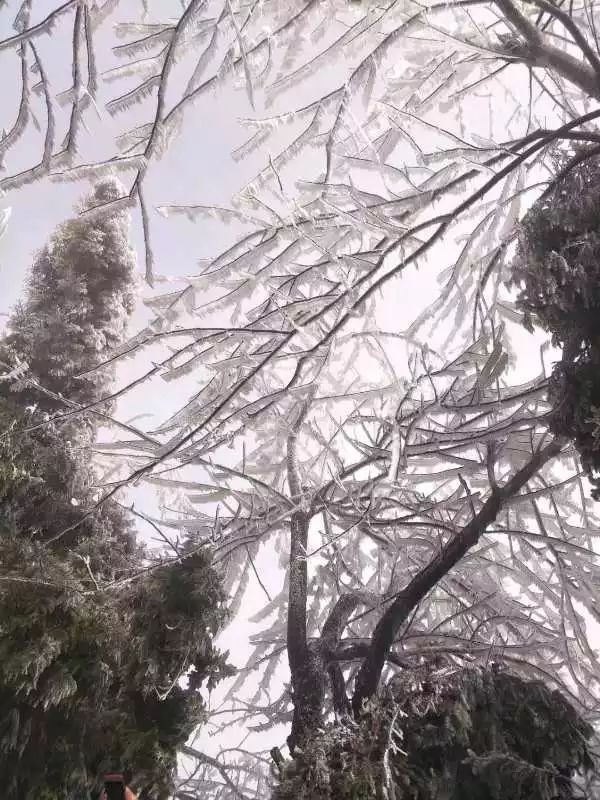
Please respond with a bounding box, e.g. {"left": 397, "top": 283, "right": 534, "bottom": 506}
{"left": 288, "top": 644, "right": 327, "bottom": 752}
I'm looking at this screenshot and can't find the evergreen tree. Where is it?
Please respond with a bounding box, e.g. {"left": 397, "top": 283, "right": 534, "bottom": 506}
{"left": 0, "top": 181, "right": 230, "bottom": 800}
{"left": 513, "top": 148, "right": 600, "bottom": 498}
{"left": 4, "top": 178, "right": 135, "bottom": 413}
{"left": 0, "top": 177, "right": 137, "bottom": 551}
{"left": 274, "top": 665, "right": 595, "bottom": 800}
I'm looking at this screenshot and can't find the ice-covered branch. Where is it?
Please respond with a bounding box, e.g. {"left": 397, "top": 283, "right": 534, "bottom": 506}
{"left": 352, "top": 437, "right": 565, "bottom": 714}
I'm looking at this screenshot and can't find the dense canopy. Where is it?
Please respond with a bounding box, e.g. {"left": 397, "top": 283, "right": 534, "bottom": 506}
{"left": 514, "top": 150, "right": 600, "bottom": 497}
{"left": 0, "top": 181, "right": 230, "bottom": 799}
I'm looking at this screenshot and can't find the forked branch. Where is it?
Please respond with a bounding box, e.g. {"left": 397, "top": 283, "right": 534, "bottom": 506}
{"left": 352, "top": 437, "right": 564, "bottom": 714}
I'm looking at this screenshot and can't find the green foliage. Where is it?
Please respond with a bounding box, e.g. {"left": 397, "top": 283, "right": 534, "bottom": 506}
{"left": 273, "top": 666, "right": 594, "bottom": 800}
{"left": 0, "top": 181, "right": 231, "bottom": 799}
{"left": 512, "top": 149, "right": 600, "bottom": 497}
{"left": 0, "top": 400, "right": 137, "bottom": 557}
{"left": 0, "top": 527, "right": 231, "bottom": 800}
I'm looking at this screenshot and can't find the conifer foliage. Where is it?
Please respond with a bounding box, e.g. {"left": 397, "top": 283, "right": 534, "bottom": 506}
{"left": 513, "top": 150, "right": 600, "bottom": 498}
{"left": 274, "top": 665, "right": 594, "bottom": 800}
{"left": 0, "top": 181, "right": 230, "bottom": 800}
{"left": 4, "top": 179, "right": 135, "bottom": 413}
{"left": 0, "top": 178, "right": 137, "bottom": 550}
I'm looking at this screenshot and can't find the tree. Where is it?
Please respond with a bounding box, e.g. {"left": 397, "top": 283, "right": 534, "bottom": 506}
{"left": 0, "top": 181, "right": 230, "bottom": 800}
{"left": 5, "top": 1, "right": 600, "bottom": 799}
{"left": 274, "top": 665, "right": 595, "bottom": 800}
{"left": 0, "top": 177, "right": 137, "bottom": 549}
{"left": 4, "top": 178, "right": 135, "bottom": 412}
{"left": 512, "top": 148, "right": 600, "bottom": 499}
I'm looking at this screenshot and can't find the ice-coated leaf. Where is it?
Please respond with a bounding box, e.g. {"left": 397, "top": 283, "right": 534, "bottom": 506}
{"left": 0, "top": 207, "right": 11, "bottom": 240}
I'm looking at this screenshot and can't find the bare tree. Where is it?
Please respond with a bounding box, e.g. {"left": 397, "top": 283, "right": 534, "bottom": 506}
{"left": 5, "top": 0, "right": 600, "bottom": 797}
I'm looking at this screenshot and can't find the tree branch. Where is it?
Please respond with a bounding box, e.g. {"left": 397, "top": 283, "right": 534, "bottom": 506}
{"left": 320, "top": 591, "right": 377, "bottom": 715}
{"left": 333, "top": 643, "right": 412, "bottom": 670}
{"left": 179, "top": 746, "right": 250, "bottom": 800}
{"left": 495, "top": 0, "right": 600, "bottom": 98}
{"left": 351, "top": 437, "right": 564, "bottom": 715}
{"left": 528, "top": 0, "right": 600, "bottom": 79}
{"left": 321, "top": 591, "right": 376, "bottom": 653}
{"left": 497, "top": 0, "right": 543, "bottom": 45}
{"left": 0, "top": 0, "right": 78, "bottom": 53}
{"left": 286, "top": 397, "right": 312, "bottom": 673}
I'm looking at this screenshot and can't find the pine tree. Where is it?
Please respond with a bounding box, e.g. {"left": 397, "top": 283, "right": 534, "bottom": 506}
{"left": 0, "top": 181, "right": 230, "bottom": 800}
{"left": 4, "top": 178, "right": 135, "bottom": 413}
{"left": 0, "top": 178, "right": 137, "bottom": 551}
